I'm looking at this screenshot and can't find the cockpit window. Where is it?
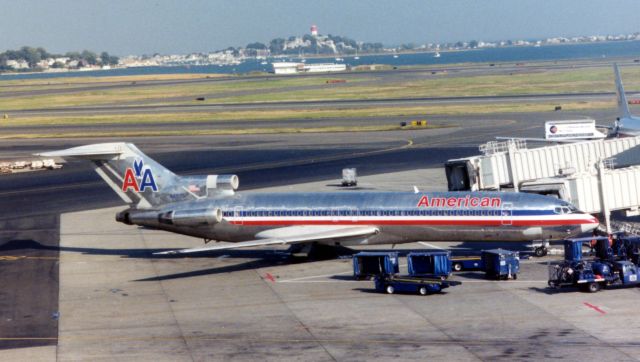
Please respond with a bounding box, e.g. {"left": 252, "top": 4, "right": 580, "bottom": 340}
{"left": 554, "top": 206, "right": 574, "bottom": 214}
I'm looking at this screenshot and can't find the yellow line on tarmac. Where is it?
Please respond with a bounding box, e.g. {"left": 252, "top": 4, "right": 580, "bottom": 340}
{"left": 0, "top": 256, "right": 59, "bottom": 261}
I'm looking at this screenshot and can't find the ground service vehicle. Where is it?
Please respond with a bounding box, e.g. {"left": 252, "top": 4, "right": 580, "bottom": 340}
{"left": 548, "top": 237, "right": 640, "bottom": 292}
{"left": 451, "top": 256, "right": 483, "bottom": 271}
{"left": 373, "top": 251, "right": 460, "bottom": 295}
{"left": 341, "top": 168, "right": 357, "bottom": 186}
{"left": 482, "top": 249, "right": 520, "bottom": 280}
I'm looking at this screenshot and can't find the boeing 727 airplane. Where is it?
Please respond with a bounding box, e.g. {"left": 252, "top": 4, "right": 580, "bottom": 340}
{"left": 39, "top": 143, "right": 599, "bottom": 255}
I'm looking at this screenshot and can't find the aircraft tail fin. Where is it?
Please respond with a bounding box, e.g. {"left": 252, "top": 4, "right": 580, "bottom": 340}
{"left": 614, "top": 63, "right": 632, "bottom": 119}
{"left": 38, "top": 142, "right": 193, "bottom": 209}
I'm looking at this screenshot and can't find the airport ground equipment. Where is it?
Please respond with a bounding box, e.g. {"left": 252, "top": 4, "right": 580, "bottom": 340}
{"left": 445, "top": 136, "right": 640, "bottom": 192}
{"left": 407, "top": 251, "right": 452, "bottom": 278}
{"left": 373, "top": 251, "right": 460, "bottom": 295}
{"left": 451, "top": 256, "right": 483, "bottom": 271}
{"left": 341, "top": 168, "right": 357, "bottom": 186}
{"left": 548, "top": 238, "right": 640, "bottom": 292}
{"left": 352, "top": 252, "right": 399, "bottom": 280}
{"left": 481, "top": 249, "right": 520, "bottom": 280}
{"left": 591, "top": 233, "right": 640, "bottom": 264}
{"left": 374, "top": 274, "right": 460, "bottom": 295}
{"left": 544, "top": 120, "right": 606, "bottom": 142}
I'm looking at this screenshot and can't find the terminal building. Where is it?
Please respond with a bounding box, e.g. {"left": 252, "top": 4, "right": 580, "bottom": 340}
{"left": 272, "top": 62, "right": 347, "bottom": 74}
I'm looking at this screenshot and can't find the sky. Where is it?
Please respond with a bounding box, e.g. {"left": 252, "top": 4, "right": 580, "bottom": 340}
{"left": 1, "top": 0, "right": 639, "bottom": 55}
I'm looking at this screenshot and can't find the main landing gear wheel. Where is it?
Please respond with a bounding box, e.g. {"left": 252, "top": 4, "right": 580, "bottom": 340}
{"left": 587, "top": 282, "right": 601, "bottom": 293}
{"left": 386, "top": 285, "right": 395, "bottom": 294}
{"left": 418, "top": 287, "right": 427, "bottom": 296}
{"left": 534, "top": 247, "right": 548, "bottom": 257}
{"left": 453, "top": 263, "right": 463, "bottom": 272}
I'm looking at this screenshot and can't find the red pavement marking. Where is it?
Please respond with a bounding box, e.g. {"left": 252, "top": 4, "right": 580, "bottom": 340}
{"left": 583, "top": 302, "right": 606, "bottom": 315}
{"left": 264, "top": 273, "right": 276, "bottom": 283}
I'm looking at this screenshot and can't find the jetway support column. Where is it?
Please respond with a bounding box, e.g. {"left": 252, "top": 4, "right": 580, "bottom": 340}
{"left": 508, "top": 141, "right": 519, "bottom": 192}
{"left": 597, "top": 160, "right": 612, "bottom": 235}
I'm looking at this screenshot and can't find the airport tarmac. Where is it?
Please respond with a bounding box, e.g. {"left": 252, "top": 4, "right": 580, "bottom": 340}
{"left": 6, "top": 168, "right": 640, "bottom": 361}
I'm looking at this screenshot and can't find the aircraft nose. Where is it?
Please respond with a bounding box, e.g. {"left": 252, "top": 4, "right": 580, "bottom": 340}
{"left": 580, "top": 214, "right": 600, "bottom": 233}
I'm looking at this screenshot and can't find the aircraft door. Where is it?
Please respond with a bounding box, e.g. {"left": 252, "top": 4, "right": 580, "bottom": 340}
{"left": 501, "top": 202, "right": 513, "bottom": 226}
{"left": 348, "top": 208, "right": 359, "bottom": 223}
{"left": 332, "top": 208, "right": 340, "bottom": 223}
{"left": 234, "top": 206, "right": 243, "bottom": 225}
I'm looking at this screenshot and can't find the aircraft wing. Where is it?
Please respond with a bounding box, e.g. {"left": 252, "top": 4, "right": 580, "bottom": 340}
{"left": 154, "top": 225, "right": 379, "bottom": 255}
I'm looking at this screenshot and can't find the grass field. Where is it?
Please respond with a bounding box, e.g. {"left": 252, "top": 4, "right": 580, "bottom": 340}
{"left": 0, "top": 76, "right": 369, "bottom": 110}
{"left": 0, "top": 101, "right": 614, "bottom": 127}
{"left": 0, "top": 73, "right": 227, "bottom": 86}
{"left": 211, "top": 67, "right": 640, "bottom": 104}
{"left": 1, "top": 65, "right": 638, "bottom": 111}
{"left": 0, "top": 63, "right": 634, "bottom": 137}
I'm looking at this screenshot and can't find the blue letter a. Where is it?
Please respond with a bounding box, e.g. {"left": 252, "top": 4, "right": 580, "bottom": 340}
{"left": 139, "top": 169, "right": 158, "bottom": 192}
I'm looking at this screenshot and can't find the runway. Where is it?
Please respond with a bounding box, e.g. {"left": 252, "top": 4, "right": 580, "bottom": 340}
{"left": 1, "top": 110, "right": 615, "bottom": 136}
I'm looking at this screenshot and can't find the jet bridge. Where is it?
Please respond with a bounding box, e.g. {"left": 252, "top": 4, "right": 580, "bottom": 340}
{"left": 519, "top": 162, "right": 640, "bottom": 233}
{"left": 445, "top": 137, "right": 640, "bottom": 234}
{"left": 445, "top": 136, "right": 640, "bottom": 192}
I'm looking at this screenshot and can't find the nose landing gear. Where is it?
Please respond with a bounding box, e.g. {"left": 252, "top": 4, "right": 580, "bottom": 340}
{"left": 532, "top": 241, "right": 550, "bottom": 257}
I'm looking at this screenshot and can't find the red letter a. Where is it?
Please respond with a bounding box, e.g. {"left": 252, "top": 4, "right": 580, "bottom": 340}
{"left": 417, "top": 196, "right": 429, "bottom": 207}
{"left": 122, "top": 168, "right": 139, "bottom": 192}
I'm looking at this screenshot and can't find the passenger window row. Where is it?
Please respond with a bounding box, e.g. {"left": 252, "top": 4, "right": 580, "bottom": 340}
{"left": 221, "top": 209, "right": 506, "bottom": 217}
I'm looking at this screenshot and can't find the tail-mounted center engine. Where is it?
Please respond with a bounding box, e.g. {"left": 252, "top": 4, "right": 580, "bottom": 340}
{"left": 206, "top": 174, "right": 239, "bottom": 193}
{"left": 182, "top": 174, "right": 239, "bottom": 197}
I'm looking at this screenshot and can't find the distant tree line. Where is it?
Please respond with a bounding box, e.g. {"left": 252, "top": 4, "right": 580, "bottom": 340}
{"left": 0, "top": 46, "right": 119, "bottom": 71}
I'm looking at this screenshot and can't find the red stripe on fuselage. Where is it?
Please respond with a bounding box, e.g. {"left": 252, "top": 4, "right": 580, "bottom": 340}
{"left": 227, "top": 218, "right": 595, "bottom": 226}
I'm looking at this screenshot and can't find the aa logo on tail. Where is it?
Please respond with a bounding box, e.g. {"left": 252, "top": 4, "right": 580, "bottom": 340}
{"left": 122, "top": 159, "right": 158, "bottom": 192}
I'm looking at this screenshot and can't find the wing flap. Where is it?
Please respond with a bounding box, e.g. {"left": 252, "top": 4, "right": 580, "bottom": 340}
{"left": 154, "top": 225, "right": 379, "bottom": 255}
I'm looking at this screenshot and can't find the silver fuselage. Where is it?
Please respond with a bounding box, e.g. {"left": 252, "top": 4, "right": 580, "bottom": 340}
{"left": 122, "top": 191, "right": 599, "bottom": 246}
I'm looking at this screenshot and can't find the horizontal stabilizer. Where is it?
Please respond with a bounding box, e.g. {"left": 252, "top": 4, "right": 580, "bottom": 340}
{"left": 36, "top": 142, "right": 187, "bottom": 208}
{"left": 155, "top": 225, "right": 379, "bottom": 255}
{"left": 36, "top": 142, "right": 128, "bottom": 159}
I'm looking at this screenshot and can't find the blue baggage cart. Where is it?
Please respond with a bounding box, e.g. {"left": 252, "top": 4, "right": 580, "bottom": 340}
{"left": 482, "top": 249, "right": 519, "bottom": 280}
{"left": 368, "top": 251, "right": 461, "bottom": 295}
{"left": 407, "top": 251, "right": 452, "bottom": 277}
{"left": 374, "top": 274, "right": 460, "bottom": 295}
{"left": 352, "top": 252, "right": 399, "bottom": 280}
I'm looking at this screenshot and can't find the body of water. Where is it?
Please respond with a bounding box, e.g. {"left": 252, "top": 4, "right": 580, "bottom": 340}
{"left": 2, "top": 40, "right": 640, "bottom": 81}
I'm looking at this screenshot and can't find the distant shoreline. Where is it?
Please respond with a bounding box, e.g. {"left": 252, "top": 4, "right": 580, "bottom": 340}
{"left": 2, "top": 40, "right": 639, "bottom": 80}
